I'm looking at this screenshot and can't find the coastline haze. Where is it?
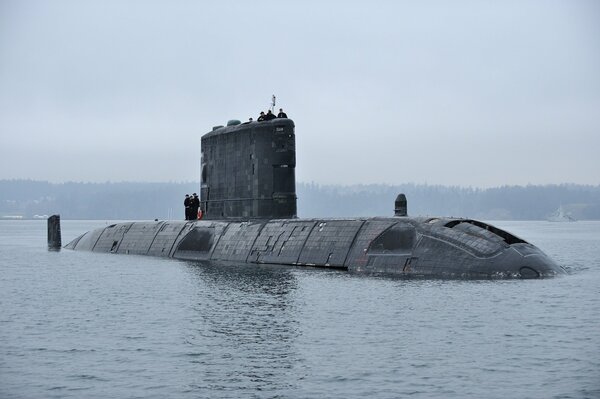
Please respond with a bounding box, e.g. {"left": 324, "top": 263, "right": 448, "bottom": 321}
{"left": 1, "top": 0, "right": 599, "bottom": 187}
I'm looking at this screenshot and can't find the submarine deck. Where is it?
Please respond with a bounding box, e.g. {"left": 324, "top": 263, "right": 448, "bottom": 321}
{"left": 64, "top": 217, "right": 564, "bottom": 278}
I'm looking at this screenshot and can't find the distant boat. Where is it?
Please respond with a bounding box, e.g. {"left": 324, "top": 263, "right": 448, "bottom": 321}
{"left": 547, "top": 206, "right": 576, "bottom": 222}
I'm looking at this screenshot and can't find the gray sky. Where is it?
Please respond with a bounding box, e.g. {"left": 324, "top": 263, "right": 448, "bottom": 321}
{"left": 1, "top": 0, "right": 599, "bottom": 187}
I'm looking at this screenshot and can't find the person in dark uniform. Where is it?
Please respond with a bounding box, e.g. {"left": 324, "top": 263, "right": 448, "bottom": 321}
{"left": 184, "top": 194, "right": 191, "bottom": 220}
{"left": 264, "top": 109, "right": 276, "bottom": 120}
{"left": 257, "top": 111, "right": 266, "bottom": 121}
{"left": 191, "top": 193, "right": 200, "bottom": 220}
{"left": 277, "top": 108, "right": 287, "bottom": 118}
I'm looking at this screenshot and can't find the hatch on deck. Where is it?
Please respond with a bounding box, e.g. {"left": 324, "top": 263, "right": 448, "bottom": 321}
{"left": 444, "top": 220, "right": 527, "bottom": 245}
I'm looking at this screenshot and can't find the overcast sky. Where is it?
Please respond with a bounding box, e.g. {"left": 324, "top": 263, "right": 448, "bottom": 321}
{"left": 1, "top": 0, "right": 599, "bottom": 187}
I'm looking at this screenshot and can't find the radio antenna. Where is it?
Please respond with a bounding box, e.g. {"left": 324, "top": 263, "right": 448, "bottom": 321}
{"left": 270, "top": 94, "right": 276, "bottom": 113}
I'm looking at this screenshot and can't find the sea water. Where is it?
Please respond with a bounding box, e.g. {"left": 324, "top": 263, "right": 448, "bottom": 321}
{"left": 0, "top": 220, "right": 599, "bottom": 398}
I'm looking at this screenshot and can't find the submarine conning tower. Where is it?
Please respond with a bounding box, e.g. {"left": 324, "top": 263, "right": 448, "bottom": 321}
{"left": 200, "top": 118, "right": 296, "bottom": 219}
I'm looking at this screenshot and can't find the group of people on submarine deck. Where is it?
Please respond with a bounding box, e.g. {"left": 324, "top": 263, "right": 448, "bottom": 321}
{"left": 183, "top": 193, "right": 201, "bottom": 220}
{"left": 248, "top": 108, "right": 288, "bottom": 122}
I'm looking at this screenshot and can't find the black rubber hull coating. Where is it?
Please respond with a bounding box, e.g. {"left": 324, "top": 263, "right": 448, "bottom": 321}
{"left": 65, "top": 216, "right": 566, "bottom": 279}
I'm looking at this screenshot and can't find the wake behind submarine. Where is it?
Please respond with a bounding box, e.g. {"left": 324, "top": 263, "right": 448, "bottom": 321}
{"left": 61, "top": 117, "right": 565, "bottom": 278}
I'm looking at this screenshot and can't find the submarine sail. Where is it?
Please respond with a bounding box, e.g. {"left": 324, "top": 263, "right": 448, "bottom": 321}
{"left": 200, "top": 119, "right": 296, "bottom": 220}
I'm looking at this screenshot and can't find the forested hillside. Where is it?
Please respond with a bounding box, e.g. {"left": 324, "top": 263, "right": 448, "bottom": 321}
{"left": 1, "top": 180, "right": 599, "bottom": 220}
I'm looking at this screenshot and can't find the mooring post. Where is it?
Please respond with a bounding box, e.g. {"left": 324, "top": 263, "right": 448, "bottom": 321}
{"left": 47, "top": 214, "right": 62, "bottom": 250}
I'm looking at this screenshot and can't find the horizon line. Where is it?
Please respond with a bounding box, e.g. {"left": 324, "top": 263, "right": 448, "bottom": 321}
{"left": 1, "top": 178, "right": 599, "bottom": 190}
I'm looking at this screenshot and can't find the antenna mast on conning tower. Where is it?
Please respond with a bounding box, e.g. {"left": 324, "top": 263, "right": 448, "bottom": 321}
{"left": 270, "top": 94, "right": 276, "bottom": 113}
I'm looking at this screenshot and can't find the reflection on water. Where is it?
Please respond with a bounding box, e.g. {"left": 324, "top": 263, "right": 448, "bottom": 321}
{"left": 181, "top": 261, "right": 302, "bottom": 395}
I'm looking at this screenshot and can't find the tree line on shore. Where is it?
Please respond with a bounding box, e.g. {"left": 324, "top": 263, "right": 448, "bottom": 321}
{"left": 1, "top": 179, "right": 600, "bottom": 220}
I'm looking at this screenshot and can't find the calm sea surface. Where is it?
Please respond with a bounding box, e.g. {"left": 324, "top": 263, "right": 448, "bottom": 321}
{"left": 1, "top": 220, "right": 599, "bottom": 398}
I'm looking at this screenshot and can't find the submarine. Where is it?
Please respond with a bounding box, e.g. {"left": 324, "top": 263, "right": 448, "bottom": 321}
{"left": 61, "top": 117, "right": 566, "bottom": 278}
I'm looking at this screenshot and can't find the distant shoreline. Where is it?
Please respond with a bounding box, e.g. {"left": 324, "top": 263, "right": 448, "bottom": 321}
{"left": 2, "top": 179, "right": 599, "bottom": 221}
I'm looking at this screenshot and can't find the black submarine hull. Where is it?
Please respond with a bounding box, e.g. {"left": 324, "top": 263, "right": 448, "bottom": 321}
{"left": 65, "top": 216, "right": 565, "bottom": 279}
{"left": 63, "top": 117, "right": 565, "bottom": 278}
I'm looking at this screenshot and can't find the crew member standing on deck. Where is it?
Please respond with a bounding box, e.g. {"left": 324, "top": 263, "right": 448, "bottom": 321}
{"left": 257, "top": 111, "right": 266, "bottom": 121}
{"left": 184, "top": 194, "right": 191, "bottom": 220}
{"left": 191, "top": 193, "right": 200, "bottom": 220}
{"left": 277, "top": 108, "right": 287, "bottom": 118}
{"left": 264, "top": 109, "right": 276, "bottom": 120}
